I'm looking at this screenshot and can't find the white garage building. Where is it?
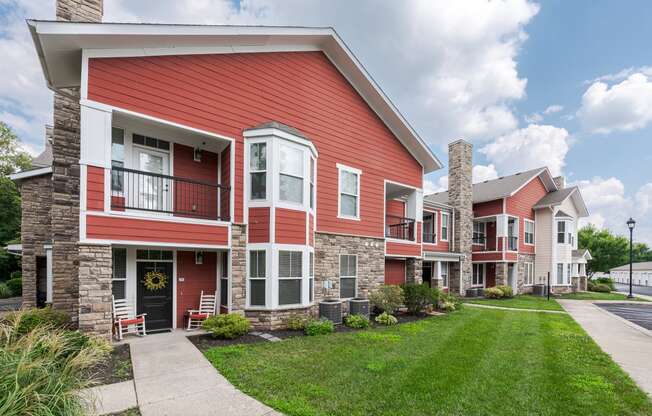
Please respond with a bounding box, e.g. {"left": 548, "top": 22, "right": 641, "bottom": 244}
{"left": 611, "top": 261, "right": 652, "bottom": 287}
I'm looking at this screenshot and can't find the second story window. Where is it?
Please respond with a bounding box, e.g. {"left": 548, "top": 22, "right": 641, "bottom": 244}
{"left": 524, "top": 220, "right": 535, "bottom": 245}
{"left": 250, "top": 142, "right": 267, "bottom": 200}
{"left": 472, "top": 222, "right": 485, "bottom": 244}
{"left": 279, "top": 144, "right": 304, "bottom": 204}
{"left": 441, "top": 212, "right": 449, "bottom": 241}
{"left": 338, "top": 164, "right": 360, "bottom": 219}
{"left": 557, "top": 221, "right": 566, "bottom": 244}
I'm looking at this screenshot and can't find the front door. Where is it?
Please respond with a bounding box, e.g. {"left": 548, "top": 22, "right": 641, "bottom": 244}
{"left": 137, "top": 261, "right": 173, "bottom": 331}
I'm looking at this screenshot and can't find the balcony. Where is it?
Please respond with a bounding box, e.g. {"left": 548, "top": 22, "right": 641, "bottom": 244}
{"left": 110, "top": 167, "right": 230, "bottom": 221}
{"left": 385, "top": 215, "right": 415, "bottom": 240}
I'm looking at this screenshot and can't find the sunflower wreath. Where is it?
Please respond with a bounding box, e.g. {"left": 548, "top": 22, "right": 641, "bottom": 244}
{"left": 142, "top": 271, "right": 168, "bottom": 291}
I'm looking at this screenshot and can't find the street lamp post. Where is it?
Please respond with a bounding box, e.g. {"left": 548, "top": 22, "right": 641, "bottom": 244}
{"left": 626, "top": 218, "right": 636, "bottom": 299}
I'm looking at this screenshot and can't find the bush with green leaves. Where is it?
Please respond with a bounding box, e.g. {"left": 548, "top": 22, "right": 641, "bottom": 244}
{"left": 344, "top": 314, "right": 370, "bottom": 329}
{"left": 495, "top": 285, "right": 513, "bottom": 298}
{"left": 374, "top": 312, "right": 398, "bottom": 326}
{"left": 484, "top": 287, "right": 504, "bottom": 299}
{"left": 0, "top": 283, "right": 11, "bottom": 299}
{"left": 10, "top": 307, "right": 69, "bottom": 335}
{"left": 285, "top": 314, "right": 310, "bottom": 331}
{"left": 0, "top": 309, "right": 111, "bottom": 416}
{"left": 401, "top": 283, "right": 437, "bottom": 314}
{"left": 438, "top": 293, "right": 463, "bottom": 312}
{"left": 593, "top": 277, "right": 615, "bottom": 290}
{"left": 590, "top": 283, "right": 611, "bottom": 293}
{"left": 304, "top": 319, "right": 334, "bottom": 336}
{"left": 369, "top": 285, "right": 404, "bottom": 315}
{"left": 202, "top": 313, "right": 251, "bottom": 339}
{"left": 6, "top": 278, "right": 21, "bottom": 296}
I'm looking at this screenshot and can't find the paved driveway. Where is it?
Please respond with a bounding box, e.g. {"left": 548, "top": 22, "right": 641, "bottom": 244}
{"left": 596, "top": 303, "right": 652, "bottom": 330}
{"left": 615, "top": 283, "right": 652, "bottom": 297}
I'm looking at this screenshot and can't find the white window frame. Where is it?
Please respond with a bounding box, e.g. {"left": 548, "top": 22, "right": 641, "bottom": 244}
{"left": 337, "top": 163, "right": 361, "bottom": 220}
{"left": 111, "top": 247, "right": 128, "bottom": 299}
{"left": 473, "top": 221, "right": 486, "bottom": 244}
{"left": 557, "top": 221, "right": 567, "bottom": 244}
{"left": 277, "top": 141, "right": 305, "bottom": 206}
{"left": 524, "top": 262, "right": 534, "bottom": 286}
{"left": 556, "top": 263, "right": 565, "bottom": 285}
{"left": 247, "top": 249, "right": 267, "bottom": 307}
{"left": 441, "top": 262, "right": 449, "bottom": 288}
{"left": 524, "top": 219, "right": 535, "bottom": 245}
{"left": 423, "top": 210, "right": 438, "bottom": 244}
{"left": 309, "top": 252, "right": 314, "bottom": 303}
{"left": 472, "top": 263, "right": 485, "bottom": 287}
{"left": 441, "top": 212, "right": 450, "bottom": 242}
{"left": 339, "top": 254, "right": 358, "bottom": 299}
{"left": 248, "top": 141, "right": 268, "bottom": 202}
{"left": 278, "top": 250, "right": 304, "bottom": 306}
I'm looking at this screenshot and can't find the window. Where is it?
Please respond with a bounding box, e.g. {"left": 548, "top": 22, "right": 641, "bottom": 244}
{"left": 472, "top": 263, "right": 484, "bottom": 286}
{"left": 524, "top": 262, "right": 534, "bottom": 285}
{"left": 567, "top": 263, "right": 572, "bottom": 279}
{"left": 473, "top": 222, "right": 485, "bottom": 244}
{"left": 309, "top": 252, "right": 314, "bottom": 303}
{"left": 136, "top": 250, "right": 173, "bottom": 261}
{"left": 524, "top": 220, "right": 535, "bottom": 245}
{"left": 338, "top": 165, "right": 360, "bottom": 218}
{"left": 278, "top": 251, "right": 302, "bottom": 305}
{"left": 557, "top": 221, "right": 566, "bottom": 244}
{"left": 310, "top": 157, "right": 315, "bottom": 210}
{"left": 112, "top": 248, "right": 127, "bottom": 299}
{"left": 423, "top": 211, "right": 437, "bottom": 243}
{"left": 279, "top": 144, "right": 304, "bottom": 204}
{"left": 556, "top": 263, "right": 564, "bottom": 285}
{"left": 441, "top": 213, "right": 450, "bottom": 241}
{"left": 132, "top": 133, "right": 169, "bottom": 150}
{"left": 220, "top": 253, "right": 228, "bottom": 307}
{"left": 248, "top": 251, "right": 266, "bottom": 306}
{"left": 441, "top": 262, "right": 449, "bottom": 288}
{"left": 111, "top": 128, "right": 125, "bottom": 192}
{"left": 249, "top": 142, "right": 267, "bottom": 200}
{"left": 340, "top": 255, "right": 357, "bottom": 298}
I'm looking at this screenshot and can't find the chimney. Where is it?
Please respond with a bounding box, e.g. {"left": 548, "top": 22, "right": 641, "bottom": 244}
{"left": 553, "top": 176, "right": 565, "bottom": 189}
{"left": 447, "top": 139, "right": 473, "bottom": 296}
{"left": 56, "top": 0, "right": 103, "bottom": 22}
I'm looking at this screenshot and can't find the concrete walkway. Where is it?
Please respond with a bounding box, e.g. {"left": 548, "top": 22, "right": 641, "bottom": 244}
{"left": 465, "top": 302, "right": 567, "bottom": 314}
{"left": 92, "top": 330, "right": 281, "bottom": 416}
{"left": 559, "top": 300, "right": 652, "bottom": 397}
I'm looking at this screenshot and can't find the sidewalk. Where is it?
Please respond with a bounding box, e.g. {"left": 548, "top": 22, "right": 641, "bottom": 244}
{"left": 464, "top": 303, "right": 567, "bottom": 314}
{"left": 558, "top": 300, "right": 652, "bottom": 397}
{"left": 92, "top": 330, "right": 281, "bottom": 416}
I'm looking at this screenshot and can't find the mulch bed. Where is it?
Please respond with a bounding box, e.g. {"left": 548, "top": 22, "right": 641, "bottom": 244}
{"left": 89, "top": 344, "right": 134, "bottom": 385}
{"left": 188, "top": 333, "right": 268, "bottom": 351}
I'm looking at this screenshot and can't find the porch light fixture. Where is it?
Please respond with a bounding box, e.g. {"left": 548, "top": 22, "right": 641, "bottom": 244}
{"left": 195, "top": 251, "right": 204, "bottom": 265}
{"left": 627, "top": 218, "right": 635, "bottom": 299}
{"left": 193, "top": 147, "right": 203, "bottom": 162}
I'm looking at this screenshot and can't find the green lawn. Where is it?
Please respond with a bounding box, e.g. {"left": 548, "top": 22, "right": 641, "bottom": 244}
{"left": 559, "top": 292, "right": 649, "bottom": 301}
{"left": 466, "top": 295, "right": 564, "bottom": 311}
{"left": 205, "top": 309, "right": 652, "bottom": 416}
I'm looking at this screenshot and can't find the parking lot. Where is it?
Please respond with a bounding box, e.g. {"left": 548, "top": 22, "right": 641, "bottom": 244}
{"left": 596, "top": 303, "right": 652, "bottom": 330}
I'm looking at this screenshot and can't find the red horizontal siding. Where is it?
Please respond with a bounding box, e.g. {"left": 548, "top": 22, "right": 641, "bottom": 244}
{"left": 384, "top": 259, "right": 406, "bottom": 285}
{"left": 386, "top": 241, "right": 421, "bottom": 257}
{"left": 220, "top": 145, "right": 231, "bottom": 220}
{"left": 88, "top": 51, "right": 423, "bottom": 236}
{"left": 173, "top": 143, "right": 219, "bottom": 220}
{"left": 506, "top": 176, "right": 547, "bottom": 254}
{"left": 248, "top": 207, "right": 270, "bottom": 243}
{"left": 86, "top": 215, "right": 229, "bottom": 246}
{"left": 275, "top": 208, "right": 306, "bottom": 245}
{"left": 422, "top": 243, "right": 450, "bottom": 253}
{"left": 505, "top": 252, "right": 518, "bottom": 261}
{"left": 386, "top": 199, "right": 405, "bottom": 218}
{"left": 472, "top": 252, "right": 503, "bottom": 262}
{"left": 176, "top": 251, "right": 217, "bottom": 328}
{"left": 474, "top": 199, "right": 503, "bottom": 217}
{"left": 308, "top": 214, "right": 314, "bottom": 247}
{"left": 86, "top": 166, "right": 104, "bottom": 211}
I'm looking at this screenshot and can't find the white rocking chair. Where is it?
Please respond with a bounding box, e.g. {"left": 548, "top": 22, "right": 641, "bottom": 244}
{"left": 186, "top": 291, "right": 217, "bottom": 330}
{"left": 112, "top": 295, "right": 147, "bottom": 341}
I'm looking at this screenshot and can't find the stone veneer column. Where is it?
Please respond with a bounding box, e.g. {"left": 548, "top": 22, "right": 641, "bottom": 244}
{"left": 230, "top": 224, "right": 247, "bottom": 313}
{"left": 19, "top": 175, "right": 52, "bottom": 308}
{"left": 51, "top": 0, "right": 102, "bottom": 322}
{"left": 495, "top": 262, "right": 508, "bottom": 286}
{"left": 517, "top": 253, "right": 535, "bottom": 294}
{"left": 448, "top": 140, "right": 473, "bottom": 296}
{"left": 406, "top": 258, "right": 423, "bottom": 284}
{"left": 77, "top": 244, "right": 112, "bottom": 339}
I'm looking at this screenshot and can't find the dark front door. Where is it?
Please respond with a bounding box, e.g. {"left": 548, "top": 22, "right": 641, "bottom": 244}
{"left": 137, "top": 261, "right": 173, "bottom": 331}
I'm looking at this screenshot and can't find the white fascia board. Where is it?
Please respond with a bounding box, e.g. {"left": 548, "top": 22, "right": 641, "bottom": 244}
{"left": 9, "top": 166, "right": 52, "bottom": 181}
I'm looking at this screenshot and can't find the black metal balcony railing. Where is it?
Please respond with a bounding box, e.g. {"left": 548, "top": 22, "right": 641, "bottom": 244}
{"left": 423, "top": 232, "right": 437, "bottom": 243}
{"left": 472, "top": 236, "right": 486, "bottom": 245}
{"left": 111, "top": 166, "right": 230, "bottom": 221}
{"left": 508, "top": 236, "right": 518, "bottom": 251}
{"left": 385, "top": 215, "right": 415, "bottom": 240}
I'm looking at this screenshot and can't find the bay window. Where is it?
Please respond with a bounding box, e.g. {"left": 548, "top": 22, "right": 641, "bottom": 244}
{"left": 279, "top": 144, "right": 304, "bottom": 204}
{"left": 556, "top": 263, "right": 564, "bottom": 285}
{"left": 338, "top": 164, "right": 360, "bottom": 219}
{"left": 557, "top": 221, "right": 566, "bottom": 244}
{"left": 248, "top": 250, "right": 266, "bottom": 306}
{"left": 278, "top": 251, "right": 302, "bottom": 305}
{"left": 249, "top": 142, "right": 267, "bottom": 200}
{"left": 340, "top": 254, "right": 357, "bottom": 298}
{"left": 472, "top": 221, "right": 485, "bottom": 244}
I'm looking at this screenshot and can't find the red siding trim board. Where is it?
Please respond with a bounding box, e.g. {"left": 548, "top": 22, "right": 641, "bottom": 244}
{"left": 86, "top": 166, "right": 105, "bottom": 211}
{"left": 88, "top": 51, "right": 423, "bottom": 237}
{"left": 386, "top": 241, "right": 421, "bottom": 257}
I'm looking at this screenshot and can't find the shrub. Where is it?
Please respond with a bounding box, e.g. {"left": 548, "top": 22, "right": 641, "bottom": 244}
{"left": 591, "top": 283, "right": 611, "bottom": 293}
{"left": 344, "top": 314, "right": 370, "bottom": 329}
{"left": 0, "top": 310, "right": 111, "bottom": 416}
{"left": 285, "top": 314, "right": 310, "bottom": 331}
{"left": 369, "top": 285, "right": 404, "bottom": 315}
{"left": 202, "top": 314, "right": 251, "bottom": 339}
{"left": 484, "top": 287, "right": 504, "bottom": 299}
{"left": 0, "top": 283, "right": 11, "bottom": 299}
{"left": 10, "top": 271, "right": 21, "bottom": 280}
{"left": 495, "top": 285, "right": 513, "bottom": 298}
{"left": 401, "top": 283, "right": 437, "bottom": 315}
{"left": 374, "top": 312, "right": 398, "bottom": 326}
{"left": 6, "top": 278, "right": 22, "bottom": 296}
{"left": 593, "top": 277, "right": 615, "bottom": 290}
{"left": 304, "top": 319, "right": 335, "bottom": 336}
{"left": 438, "top": 293, "right": 463, "bottom": 312}
{"left": 10, "top": 307, "right": 69, "bottom": 336}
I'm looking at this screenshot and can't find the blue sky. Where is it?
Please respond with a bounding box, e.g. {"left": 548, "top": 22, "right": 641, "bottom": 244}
{"left": 0, "top": 0, "right": 650, "bottom": 243}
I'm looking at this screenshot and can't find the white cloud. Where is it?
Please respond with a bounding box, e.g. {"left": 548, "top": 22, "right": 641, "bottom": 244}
{"left": 523, "top": 112, "right": 543, "bottom": 123}
{"left": 578, "top": 73, "right": 652, "bottom": 134}
{"left": 472, "top": 164, "right": 499, "bottom": 182}
{"left": 635, "top": 183, "right": 652, "bottom": 216}
{"left": 424, "top": 176, "right": 449, "bottom": 194}
{"left": 424, "top": 163, "right": 497, "bottom": 194}
{"left": 585, "top": 66, "right": 652, "bottom": 84}
{"left": 1, "top": 0, "right": 539, "bottom": 154}
{"left": 479, "top": 124, "right": 570, "bottom": 176}
{"left": 543, "top": 104, "right": 563, "bottom": 114}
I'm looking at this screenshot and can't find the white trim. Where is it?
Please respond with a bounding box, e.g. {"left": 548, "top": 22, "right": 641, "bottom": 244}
{"left": 9, "top": 166, "right": 52, "bottom": 181}
{"left": 524, "top": 262, "right": 534, "bottom": 286}
{"left": 244, "top": 127, "right": 318, "bottom": 158}
{"left": 472, "top": 262, "right": 486, "bottom": 287}
{"left": 81, "top": 238, "right": 228, "bottom": 250}
{"left": 524, "top": 219, "right": 535, "bottom": 246}
{"left": 45, "top": 245, "right": 53, "bottom": 304}
{"left": 172, "top": 250, "right": 177, "bottom": 329}
{"left": 87, "top": 210, "right": 231, "bottom": 228}
{"left": 440, "top": 212, "right": 450, "bottom": 242}
{"left": 337, "top": 163, "right": 362, "bottom": 220}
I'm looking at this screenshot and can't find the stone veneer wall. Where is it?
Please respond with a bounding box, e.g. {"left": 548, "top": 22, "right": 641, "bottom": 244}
{"left": 448, "top": 140, "right": 473, "bottom": 295}
{"left": 517, "top": 253, "right": 536, "bottom": 294}
{"left": 230, "top": 224, "right": 247, "bottom": 313}
{"left": 406, "top": 258, "right": 423, "bottom": 284}
{"left": 495, "top": 262, "right": 508, "bottom": 286}
{"left": 19, "top": 175, "right": 52, "bottom": 308}
{"left": 77, "top": 244, "right": 112, "bottom": 339}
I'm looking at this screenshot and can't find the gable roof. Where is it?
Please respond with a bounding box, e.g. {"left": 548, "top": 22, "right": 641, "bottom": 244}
{"left": 425, "top": 167, "right": 557, "bottom": 205}
{"left": 534, "top": 186, "right": 589, "bottom": 217}
{"left": 572, "top": 249, "right": 592, "bottom": 261}
{"left": 27, "top": 21, "right": 442, "bottom": 173}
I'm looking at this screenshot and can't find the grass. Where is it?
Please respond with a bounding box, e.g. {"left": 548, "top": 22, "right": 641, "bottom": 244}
{"left": 466, "top": 294, "right": 564, "bottom": 311}
{"left": 205, "top": 308, "right": 652, "bottom": 416}
{"left": 559, "top": 292, "right": 649, "bottom": 301}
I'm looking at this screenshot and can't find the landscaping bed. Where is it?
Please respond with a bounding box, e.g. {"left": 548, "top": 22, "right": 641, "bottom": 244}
{"left": 188, "top": 333, "right": 268, "bottom": 351}
{"left": 89, "top": 344, "right": 133, "bottom": 385}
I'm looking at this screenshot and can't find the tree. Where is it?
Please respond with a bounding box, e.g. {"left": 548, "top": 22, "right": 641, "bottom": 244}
{"left": 0, "top": 121, "right": 31, "bottom": 176}
{"left": 579, "top": 224, "right": 652, "bottom": 276}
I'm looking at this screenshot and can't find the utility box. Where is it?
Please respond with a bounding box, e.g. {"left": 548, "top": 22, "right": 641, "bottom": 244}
{"left": 319, "top": 299, "right": 342, "bottom": 324}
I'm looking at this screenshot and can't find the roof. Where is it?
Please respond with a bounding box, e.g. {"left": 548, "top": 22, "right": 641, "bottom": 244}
{"left": 572, "top": 249, "right": 592, "bottom": 261}
{"left": 610, "top": 261, "right": 652, "bottom": 272}
{"left": 555, "top": 210, "right": 573, "bottom": 218}
{"left": 31, "top": 125, "right": 53, "bottom": 168}
{"left": 534, "top": 186, "right": 589, "bottom": 217}
{"left": 425, "top": 167, "right": 556, "bottom": 205}
{"left": 27, "top": 20, "right": 442, "bottom": 173}
{"left": 244, "top": 121, "right": 310, "bottom": 141}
